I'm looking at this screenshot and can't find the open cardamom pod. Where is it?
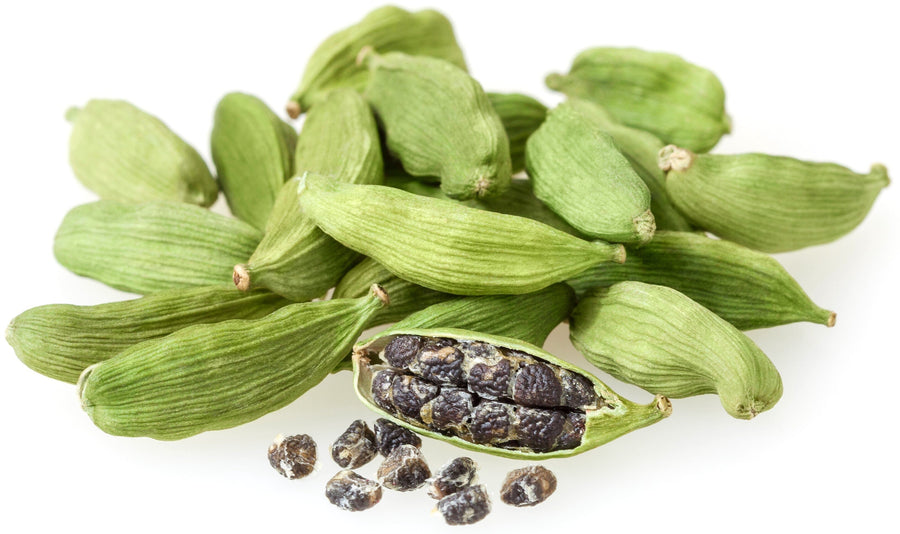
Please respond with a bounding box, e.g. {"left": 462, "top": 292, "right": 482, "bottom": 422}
{"left": 570, "top": 281, "right": 783, "bottom": 419}
{"left": 78, "top": 285, "right": 388, "bottom": 440}
{"left": 352, "top": 328, "right": 671, "bottom": 459}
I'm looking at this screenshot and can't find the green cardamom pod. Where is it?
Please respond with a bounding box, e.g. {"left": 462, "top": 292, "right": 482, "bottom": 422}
{"left": 286, "top": 6, "right": 467, "bottom": 117}
{"left": 211, "top": 93, "right": 297, "bottom": 231}
{"left": 487, "top": 92, "right": 547, "bottom": 174}
{"left": 352, "top": 328, "right": 671, "bottom": 459}
{"left": 6, "top": 286, "right": 288, "bottom": 384}
{"left": 66, "top": 100, "right": 218, "bottom": 206}
{"left": 78, "top": 285, "right": 389, "bottom": 440}
{"left": 297, "top": 173, "right": 625, "bottom": 295}
{"left": 333, "top": 257, "right": 452, "bottom": 328}
{"left": 55, "top": 201, "right": 261, "bottom": 294}
{"left": 361, "top": 49, "right": 512, "bottom": 200}
{"left": 386, "top": 176, "right": 582, "bottom": 236}
{"left": 234, "top": 90, "right": 383, "bottom": 300}
{"left": 659, "top": 146, "right": 891, "bottom": 253}
{"left": 570, "top": 282, "right": 783, "bottom": 420}
{"left": 568, "top": 231, "right": 835, "bottom": 330}
{"left": 526, "top": 99, "right": 655, "bottom": 244}
{"left": 565, "top": 99, "right": 692, "bottom": 232}
{"left": 546, "top": 47, "right": 730, "bottom": 153}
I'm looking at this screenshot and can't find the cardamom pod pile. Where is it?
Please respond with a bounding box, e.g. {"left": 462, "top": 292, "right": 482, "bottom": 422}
{"left": 6, "top": 3, "right": 889, "bottom": 472}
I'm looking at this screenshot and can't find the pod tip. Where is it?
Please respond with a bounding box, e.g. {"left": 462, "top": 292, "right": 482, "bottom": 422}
{"left": 356, "top": 45, "right": 375, "bottom": 66}
{"left": 76, "top": 363, "right": 100, "bottom": 410}
{"left": 285, "top": 101, "right": 301, "bottom": 119}
{"left": 233, "top": 264, "right": 251, "bottom": 291}
{"left": 371, "top": 284, "right": 390, "bottom": 307}
{"left": 658, "top": 145, "right": 694, "bottom": 173}
{"left": 827, "top": 312, "right": 837, "bottom": 328}
{"left": 65, "top": 106, "right": 80, "bottom": 122}
{"left": 655, "top": 395, "right": 673, "bottom": 417}
{"left": 545, "top": 73, "right": 564, "bottom": 90}
{"left": 613, "top": 244, "right": 627, "bottom": 264}
{"left": 633, "top": 209, "right": 657, "bottom": 245}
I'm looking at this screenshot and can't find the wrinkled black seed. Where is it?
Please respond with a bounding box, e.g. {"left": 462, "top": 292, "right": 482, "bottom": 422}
{"left": 325, "top": 470, "right": 382, "bottom": 511}
{"left": 470, "top": 401, "right": 512, "bottom": 444}
{"left": 383, "top": 335, "right": 423, "bottom": 368}
{"left": 556, "top": 412, "right": 587, "bottom": 450}
{"left": 390, "top": 374, "right": 439, "bottom": 420}
{"left": 428, "top": 388, "right": 474, "bottom": 431}
{"left": 371, "top": 369, "right": 398, "bottom": 412}
{"left": 459, "top": 341, "right": 499, "bottom": 360}
{"left": 468, "top": 358, "right": 512, "bottom": 399}
{"left": 517, "top": 407, "right": 565, "bottom": 452}
{"left": 377, "top": 444, "right": 431, "bottom": 491}
{"left": 374, "top": 418, "right": 422, "bottom": 457}
{"left": 437, "top": 484, "right": 492, "bottom": 525}
{"left": 417, "top": 345, "right": 465, "bottom": 385}
{"left": 331, "top": 420, "right": 377, "bottom": 469}
{"left": 428, "top": 457, "right": 478, "bottom": 499}
{"left": 560, "top": 370, "right": 598, "bottom": 408}
{"left": 267, "top": 434, "right": 316, "bottom": 479}
{"left": 500, "top": 466, "right": 557, "bottom": 507}
{"left": 514, "top": 363, "right": 563, "bottom": 408}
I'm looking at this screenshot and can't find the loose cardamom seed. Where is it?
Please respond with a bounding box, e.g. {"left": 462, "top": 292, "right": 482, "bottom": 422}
{"left": 6, "top": 286, "right": 288, "bottom": 384}
{"left": 570, "top": 282, "right": 783, "bottom": 419}
{"left": 353, "top": 328, "right": 671, "bottom": 459}
{"left": 487, "top": 92, "right": 547, "bottom": 174}
{"left": 77, "top": 285, "right": 388, "bottom": 440}
{"left": 235, "top": 89, "right": 383, "bottom": 300}
{"left": 66, "top": 100, "right": 218, "bottom": 206}
{"left": 297, "top": 173, "right": 625, "bottom": 295}
{"left": 659, "top": 146, "right": 891, "bottom": 253}
{"left": 546, "top": 47, "right": 730, "bottom": 153}
{"left": 286, "top": 6, "right": 467, "bottom": 116}
{"left": 567, "top": 231, "right": 835, "bottom": 330}
{"left": 565, "top": 99, "right": 692, "bottom": 232}
{"left": 211, "top": 93, "right": 297, "bottom": 230}
{"left": 361, "top": 50, "right": 511, "bottom": 200}
{"left": 55, "top": 201, "right": 262, "bottom": 294}
{"left": 526, "top": 99, "right": 655, "bottom": 244}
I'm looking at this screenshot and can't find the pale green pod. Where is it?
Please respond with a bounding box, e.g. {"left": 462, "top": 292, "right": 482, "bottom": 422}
{"left": 6, "top": 286, "right": 288, "bottom": 384}
{"left": 487, "top": 92, "right": 547, "bottom": 174}
{"left": 78, "top": 285, "right": 389, "bottom": 440}
{"left": 67, "top": 100, "right": 218, "bottom": 206}
{"left": 297, "top": 173, "right": 626, "bottom": 296}
{"left": 567, "top": 231, "right": 835, "bottom": 330}
{"left": 546, "top": 48, "right": 730, "bottom": 153}
{"left": 211, "top": 93, "right": 297, "bottom": 230}
{"left": 353, "top": 328, "right": 671, "bottom": 459}
{"left": 570, "top": 282, "right": 783, "bottom": 419}
{"left": 566, "top": 99, "right": 692, "bottom": 232}
{"left": 362, "top": 50, "right": 512, "bottom": 200}
{"left": 54, "top": 201, "right": 261, "bottom": 294}
{"left": 659, "top": 146, "right": 891, "bottom": 253}
{"left": 234, "top": 90, "right": 383, "bottom": 300}
{"left": 286, "top": 6, "right": 467, "bottom": 116}
{"left": 333, "top": 257, "right": 452, "bottom": 328}
{"left": 526, "top": 100, "right": 655, "bottom": 244}
{"left": 386, "top": 176, "right": 582, "bottom": 236}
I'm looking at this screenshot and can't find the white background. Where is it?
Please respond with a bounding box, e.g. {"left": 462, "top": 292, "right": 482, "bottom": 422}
{"left": 1, "top": 1, "right": 898, "bottom": 532}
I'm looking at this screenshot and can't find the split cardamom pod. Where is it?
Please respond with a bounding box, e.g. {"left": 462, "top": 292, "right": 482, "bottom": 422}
{"left": 77, "top": 285, "right": 389, "bottom": 440}
{"left": 6, "top": 286, "right": 287, "bottom": 384}
{"left": 286, "top": 6, "right": 467, "bottom": 116}
{"left": 659, "top": 146, "right": 891, "bottom": 253}
{"left": 570, "top": 281, "right": 783, "bottom": 420}
{"left": 361, "top": 49, "right": 512, "bottom": 200}
{"left": 67, "top": 100, "right": 218, "bottom": 206}
{"left": 566, "top": 99, "right": 692, "bottom": 232}
{"left": 234, "top": 89, "right": 383, "bottom": 300}
{"left": 55, "top": 201, "right": 262, "bottom": 294}
{"left": 568, "top": 231, "right": 835, "bottom": 330}
{"left": 211, "top": 93, "right": 297, "bottom": 230}
{"left": 297, "top": 173, "right": 626, "bottom": 295}
{"left": 352, "top": 328, "right": 671, "bottom": 459}
{"left": 526, "top": 99, "right": 655, "bottom": 244}
{"left": 546, "top": 47, "right": 730, "bottom": 153}
{"left": 487, "top": 92, "right": 547, "bottom": 174}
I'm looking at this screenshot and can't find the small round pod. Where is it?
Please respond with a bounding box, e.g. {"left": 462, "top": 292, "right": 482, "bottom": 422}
{"left": 352, "top": 328, "right": 671, "bottom": 460}
{"left": 570, "top": 281, "right": 783, "bottom": 419}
